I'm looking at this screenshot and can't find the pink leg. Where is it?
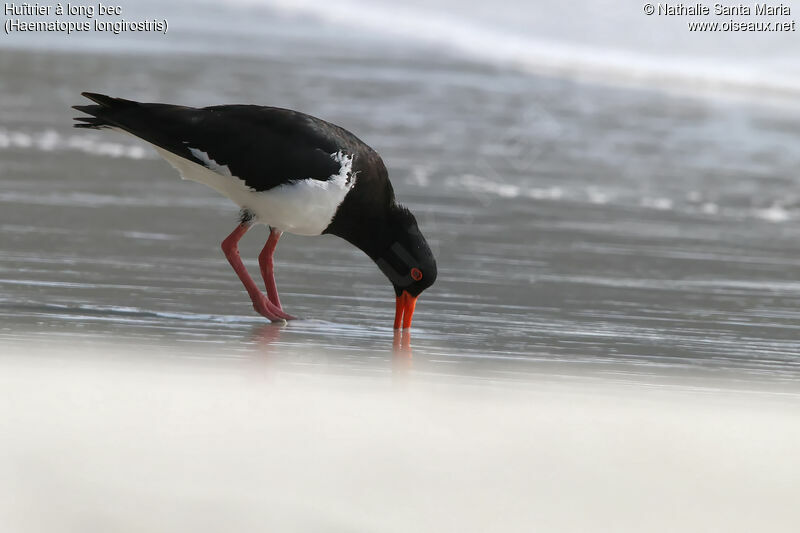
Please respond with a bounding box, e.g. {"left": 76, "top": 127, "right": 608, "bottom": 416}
{"left": 221, "top": 223, "right": 292, "bottom": 322}
{"left": 258, "top": 227, "right": 296, "bottom": 320}
{"left": 259, "top": 228, "right": 283, "bottom": 308}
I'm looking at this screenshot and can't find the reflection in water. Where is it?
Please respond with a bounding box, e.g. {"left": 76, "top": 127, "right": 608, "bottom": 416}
{"left": 393, "top": 328, "right": 413, "bottom": 376}
{"left": 251, "top": 321, "right": 415, "bottom": 377}
{"left": 252, "top": 323, "right": 285, "bottom": 350}
{"left": 248, "top": 323, "right": 285, "bottom": 380}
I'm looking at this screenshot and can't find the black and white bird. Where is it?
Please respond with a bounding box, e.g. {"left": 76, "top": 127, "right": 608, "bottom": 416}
{"left": 73, "top": 92, "right": 436, "bottom": 329}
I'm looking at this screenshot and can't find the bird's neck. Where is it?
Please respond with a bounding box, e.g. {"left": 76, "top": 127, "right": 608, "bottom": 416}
{"left": 325, "top": 210, "right": 395, "bottom": 261}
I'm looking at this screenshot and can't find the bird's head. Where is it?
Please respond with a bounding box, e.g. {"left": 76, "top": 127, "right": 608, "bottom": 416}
{"left": 374, "top": 205, "right": 437, "bottom": 330}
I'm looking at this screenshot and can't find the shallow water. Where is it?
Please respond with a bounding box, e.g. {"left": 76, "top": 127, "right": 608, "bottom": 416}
{"left": 2, "top": 3, "right": 800, "bottom": 391}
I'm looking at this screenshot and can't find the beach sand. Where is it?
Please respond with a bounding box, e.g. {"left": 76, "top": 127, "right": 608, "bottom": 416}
{"left": 2, "top": 344, "right": 799, "bottom": 533}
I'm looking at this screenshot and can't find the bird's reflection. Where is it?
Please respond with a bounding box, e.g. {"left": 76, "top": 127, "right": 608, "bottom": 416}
{"left": 250, "top": 322, "right": 414, "bottom": 377}
{"left": 250, "top": 323, "right": 285, "bottom": 378}
{"left": 252, "top": 322, "right": 285, "bottom": 350}
{"left": 392, "top": 328, "right": 413, "bottom": 375}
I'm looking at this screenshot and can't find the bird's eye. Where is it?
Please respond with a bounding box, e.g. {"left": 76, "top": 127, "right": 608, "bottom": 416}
{"left": 410, "top": 267, "right": 423, "bottom": 281}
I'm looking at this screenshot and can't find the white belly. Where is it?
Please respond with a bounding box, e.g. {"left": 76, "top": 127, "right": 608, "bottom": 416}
{"left": 155, "top": 147, "right": 354, "bottom": 236}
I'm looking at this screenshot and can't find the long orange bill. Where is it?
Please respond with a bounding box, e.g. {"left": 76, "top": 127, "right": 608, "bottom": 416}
{"left": 393, "top": 290, "right": 418, "bottom": 330}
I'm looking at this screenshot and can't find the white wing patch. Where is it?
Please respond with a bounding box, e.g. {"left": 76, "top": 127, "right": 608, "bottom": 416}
{"left": 188, "top": 147, "right": 233, "bottom": 177}
{"left": 154, "top": 146, "right": 355, "bottom": 236}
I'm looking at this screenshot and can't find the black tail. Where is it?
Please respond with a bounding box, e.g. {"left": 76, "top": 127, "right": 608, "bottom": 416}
{"left": 72, "top": 92, "right": 139, "bottom": 129}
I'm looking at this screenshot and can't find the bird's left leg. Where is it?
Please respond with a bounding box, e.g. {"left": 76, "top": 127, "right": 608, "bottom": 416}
{"left": 258, "top": 226, "right": 296, "bottom": 320}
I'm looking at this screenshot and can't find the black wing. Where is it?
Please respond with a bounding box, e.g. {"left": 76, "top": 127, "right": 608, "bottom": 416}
{"left": 73, "top": 92, "right": 361, "bottom": 191}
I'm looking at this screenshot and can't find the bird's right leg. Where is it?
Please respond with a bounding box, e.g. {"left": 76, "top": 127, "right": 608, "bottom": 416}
{"left": 258, "top": 227, "right": 296, "bottom": 320}
{"left": 221, "top": 222, "right": 288, "bottom": 322}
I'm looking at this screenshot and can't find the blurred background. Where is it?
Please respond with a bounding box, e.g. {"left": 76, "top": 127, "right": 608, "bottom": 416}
{"left": 1, "top": 2, "right": 800, "bottom": 530}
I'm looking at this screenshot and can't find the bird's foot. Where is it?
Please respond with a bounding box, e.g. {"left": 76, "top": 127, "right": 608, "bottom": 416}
{"left": 253, "top": 295, "right": 296, "bottom": 322}
{"left": 274, "top": 308, "right": 297, "bottom": 321}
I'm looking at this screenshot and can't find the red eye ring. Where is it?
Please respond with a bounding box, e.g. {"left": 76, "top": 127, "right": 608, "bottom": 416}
{"left": 410, "top": 268, "right": 423, "bottom": 281}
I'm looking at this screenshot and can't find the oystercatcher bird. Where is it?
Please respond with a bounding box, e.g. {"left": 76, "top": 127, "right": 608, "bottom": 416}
{"left": 73, "top": 93, "right": 436, "bottom": 329}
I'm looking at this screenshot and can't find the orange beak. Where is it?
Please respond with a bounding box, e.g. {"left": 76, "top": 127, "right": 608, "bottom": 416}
{"left": 394, "top": 290, "right": 418, "bottom": 330}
